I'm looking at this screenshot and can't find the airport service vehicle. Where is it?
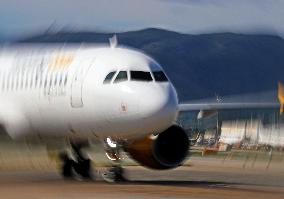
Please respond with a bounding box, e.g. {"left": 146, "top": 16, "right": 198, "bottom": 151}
{"left": 0, "top": 37, "right": 281, "bottom": 182}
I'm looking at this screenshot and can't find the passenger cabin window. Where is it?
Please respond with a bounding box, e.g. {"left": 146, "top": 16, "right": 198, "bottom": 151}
{"left": 130, "top": 71, "right": 152, "bottom": 82}
{"left": 153, "top": 71, "right": 168, "bottom": 82}
{"left": 114, "top": 71, "right": 128, "bottom": 83}
{"left": 103, "top": 71, "right": 116, "bottom": 84}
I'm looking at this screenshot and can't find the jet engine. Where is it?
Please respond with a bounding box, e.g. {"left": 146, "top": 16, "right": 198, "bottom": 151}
{"left": 126, "top": 125, "right": 189, "bottom": 169}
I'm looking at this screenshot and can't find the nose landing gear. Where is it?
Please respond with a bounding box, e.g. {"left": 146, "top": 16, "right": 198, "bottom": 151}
{"left": 102, "top": 165, "right": 125, "bottom": 183}
{"left": 101, "top": 138, "right": 126, "bottom": 182}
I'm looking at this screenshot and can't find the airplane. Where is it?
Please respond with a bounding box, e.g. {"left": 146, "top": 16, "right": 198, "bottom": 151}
{"left": 0, "top": 37, "right": 189, "bottom": 182}
{"left": 0, "top": 36, "right": 281, "bottom": 182}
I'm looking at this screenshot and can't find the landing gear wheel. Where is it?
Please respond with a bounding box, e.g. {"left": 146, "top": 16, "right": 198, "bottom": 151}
{"left": 71, "top": 142, "right": 93, "bottom": 180}
{"left": 102, "top": 166, "right": 126, "bottom": 183}
{"left": 58, "top": 140, "right": 93, "bottom": 180}
{"left": 59, "top": 152, "right": 75, "bottom": 179}
{"left": 73, "top": 158, "right": 92, "bottom": 180}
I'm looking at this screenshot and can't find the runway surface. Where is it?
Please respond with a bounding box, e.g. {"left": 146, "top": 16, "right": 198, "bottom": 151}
{"left": 0, "top": 162, "right": 284, "bottom": 199}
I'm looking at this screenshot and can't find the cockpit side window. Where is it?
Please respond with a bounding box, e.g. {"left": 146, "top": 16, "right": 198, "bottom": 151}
{"left": 114, "top": 71, "right": 128, "bottom": 83}
{"left": 103, "top": 71, "right": 116, "bottom": 84}
{"left": 153, "top": 71, "right": 168, "bottom": 82}
{"left": 130, "top": 71, "right": 152, "bottom": 82}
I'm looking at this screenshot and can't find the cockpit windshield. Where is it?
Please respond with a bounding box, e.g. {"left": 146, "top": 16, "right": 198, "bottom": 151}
{"left": 114, "top": 71, "right": 128, "bottom": 83}
{"left": 103, "top": 70, "right": 168, "bottom": 85}
{"left": 153, "top": 71, "right": 168, "bottom": 82}
{"left": 130, "top": 71, "right": 152, "bottom": 82}
{"left": 103, "top": 71, "right": 116, "bottom": 84}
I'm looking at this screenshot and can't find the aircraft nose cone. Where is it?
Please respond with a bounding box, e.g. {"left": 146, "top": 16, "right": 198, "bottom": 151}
{"left": 140, "top": 83, "right": 178, "bottom": 132}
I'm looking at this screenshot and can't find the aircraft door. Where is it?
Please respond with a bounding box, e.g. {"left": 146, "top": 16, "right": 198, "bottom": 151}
{"left": 70, "top": 59, "right": 93, "bottom": 108}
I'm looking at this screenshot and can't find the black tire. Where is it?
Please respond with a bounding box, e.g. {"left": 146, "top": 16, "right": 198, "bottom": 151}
{"left": 59, "top": 152, "right": 75, "bottom": 179}
{"left": 109, "top": 166, "right": 126, "bottom": 182}
{"left": 73, "top": 159, "right": 92, "bottom": 179}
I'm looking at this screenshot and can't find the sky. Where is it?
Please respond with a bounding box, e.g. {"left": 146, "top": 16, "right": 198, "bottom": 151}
{"left": 1, "top": 0, "right": 284, "bottom": 39}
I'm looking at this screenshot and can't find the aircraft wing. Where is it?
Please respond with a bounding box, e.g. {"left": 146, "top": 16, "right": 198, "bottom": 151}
{"left": 178, "top": 101, "right": 280, "bottom": 119}
{"left": 179, "top": 83, "right": 284, "bottom": 113}
{"left": 178, "top": 102, "right": 279, "bottom": 111}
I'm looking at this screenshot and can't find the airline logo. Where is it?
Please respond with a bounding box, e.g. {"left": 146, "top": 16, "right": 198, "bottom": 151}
{"left": 278, "top": 82, "right": 284, "bottom": 114}
{"left": 48, "top": 54, "right": 74, "bottom": 71}
{"left": 44, "top": 53, "right": 75, "bottom": 97}
{"left": 10, "top": 52, "right": 74, "bottom": 97}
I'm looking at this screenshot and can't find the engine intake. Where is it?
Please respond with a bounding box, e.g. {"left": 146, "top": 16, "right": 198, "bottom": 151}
{"left": 126, "top": 125, "right": 189, "bottom": 169}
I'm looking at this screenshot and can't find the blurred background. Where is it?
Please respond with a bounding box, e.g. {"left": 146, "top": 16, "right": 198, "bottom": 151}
{"left": 0, "top": 0, "right": 284, "bottom": 165}
{"left": 0, "top": 1, "right": 284, "bottom": 195}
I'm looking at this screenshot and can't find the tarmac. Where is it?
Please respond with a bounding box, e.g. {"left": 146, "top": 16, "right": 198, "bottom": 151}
{"left": 0, "top": 156, "right": 284, "bottom": 199}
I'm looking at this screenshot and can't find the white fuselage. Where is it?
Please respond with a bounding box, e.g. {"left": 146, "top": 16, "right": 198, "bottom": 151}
{"left": 0, "top": 44, "right": 178, "bottom": 141}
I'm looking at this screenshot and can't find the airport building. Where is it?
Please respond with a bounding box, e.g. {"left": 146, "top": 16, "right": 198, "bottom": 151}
{"left": 177, "top": 105, "right": 284, "bottom": 149}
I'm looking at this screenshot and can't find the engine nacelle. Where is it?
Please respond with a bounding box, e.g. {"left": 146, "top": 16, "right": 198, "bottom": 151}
{"left": 126, "top": 125, "right": 189, "bottom": 169}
